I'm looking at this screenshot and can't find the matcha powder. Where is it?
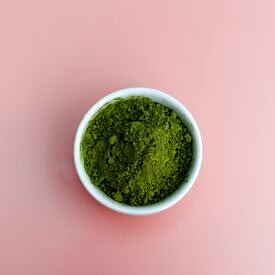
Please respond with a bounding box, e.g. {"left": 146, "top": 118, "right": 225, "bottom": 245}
{"left": 81, "top": 96, "right": 193, "bottom": 206}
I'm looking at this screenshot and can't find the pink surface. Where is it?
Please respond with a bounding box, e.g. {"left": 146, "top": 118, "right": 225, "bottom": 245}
{"left": 1, "top": 1, "right": 275, "bottom": 274}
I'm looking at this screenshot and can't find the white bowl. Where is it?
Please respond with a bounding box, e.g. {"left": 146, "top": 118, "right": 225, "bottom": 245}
{"left": 74, "top": 87, "right": 202, "bottom": 215}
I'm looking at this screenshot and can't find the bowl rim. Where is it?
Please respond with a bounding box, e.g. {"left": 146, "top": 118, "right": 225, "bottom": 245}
{"left": 73, "top": 87, "right": 203, "bottom": 215}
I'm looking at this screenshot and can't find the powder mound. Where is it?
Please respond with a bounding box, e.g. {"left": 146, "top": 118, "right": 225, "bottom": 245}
{"left": 81, "top": 96, "right": 193, "bottom": 206}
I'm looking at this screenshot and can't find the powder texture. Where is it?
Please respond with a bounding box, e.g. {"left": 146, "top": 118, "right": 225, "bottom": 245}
{"left": 81, "top": 96, "right": 193, "bottom": 206}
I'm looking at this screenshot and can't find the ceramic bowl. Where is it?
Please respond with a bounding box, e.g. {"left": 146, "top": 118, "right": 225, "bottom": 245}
{"left": 74, "top": 87, "right": 202, "bottom": 215}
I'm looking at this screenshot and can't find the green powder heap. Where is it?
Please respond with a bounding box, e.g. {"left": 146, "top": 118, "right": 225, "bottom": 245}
{"left": 81, "top": 96, "right": 193, "bottom": 206}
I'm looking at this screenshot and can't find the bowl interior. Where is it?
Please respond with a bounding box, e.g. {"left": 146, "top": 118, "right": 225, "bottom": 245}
{"left": 74, "top": 87, "right": 202, "bottom": 215}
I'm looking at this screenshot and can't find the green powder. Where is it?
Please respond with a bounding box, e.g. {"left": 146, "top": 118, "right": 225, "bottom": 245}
{"left": 80, "top": 96, "right": 193, "bottom": 206}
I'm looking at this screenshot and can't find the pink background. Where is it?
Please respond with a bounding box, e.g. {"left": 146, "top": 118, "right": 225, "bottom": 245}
{"left": 1, "top": 1, "right": 275, "bottom": 274}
